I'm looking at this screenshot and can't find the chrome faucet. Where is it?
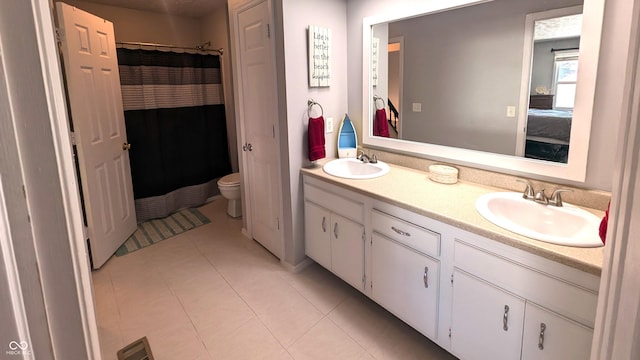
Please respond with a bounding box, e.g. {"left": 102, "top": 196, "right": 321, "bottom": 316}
{"left": 357, "top": 151, "right": 378, "bottom": 163}
{"left": 517, "top": 179, "right": 571, "bottom": 207}
{"left": 548, "top": 189, "right": 572, "bottom": 207}
{"left": 516, "top": 179, "right": 535, "bottom": 200}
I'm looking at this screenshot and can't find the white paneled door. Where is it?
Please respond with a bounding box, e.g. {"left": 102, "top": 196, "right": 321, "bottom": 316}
{"left": 57, "top": 3, "right": 136, "bottom": 269}
{"left": 236, "top": 0, "right": 283, "bottom": 258}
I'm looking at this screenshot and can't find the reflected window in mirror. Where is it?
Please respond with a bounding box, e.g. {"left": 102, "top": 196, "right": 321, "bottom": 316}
{"left": 553, "top": 49, "right": 579, "bottom": 109}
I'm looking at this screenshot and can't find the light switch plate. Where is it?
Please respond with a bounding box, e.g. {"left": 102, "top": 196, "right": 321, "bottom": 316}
{"left": 507, "top": 106, "right": 516, "bottom": 117}
{"left": 326, "top": 117, "right": 333, "bottom": 133}
{"left": 412, "top": 103, "right": 422, "bottom": 112}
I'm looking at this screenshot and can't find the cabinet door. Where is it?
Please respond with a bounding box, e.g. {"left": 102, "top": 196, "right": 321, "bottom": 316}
{"left": 371, "top": 233, "right": 439, "bottom": 339}
{"left": 451, "top": 269, "right": 525, "bottom": 360}
{"left": 522, "top": 303, "right": 593, "bottom": 360}
{"left": 330, "top": 213, "right": 364, "bottom": 291}
{"left": 304, "top": 201, "right": 331, "bottom": 270}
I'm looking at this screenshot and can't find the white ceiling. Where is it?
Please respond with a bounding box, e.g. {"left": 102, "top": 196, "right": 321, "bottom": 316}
{"left": 80, "top": 0, "right": 227, "bottom": 18}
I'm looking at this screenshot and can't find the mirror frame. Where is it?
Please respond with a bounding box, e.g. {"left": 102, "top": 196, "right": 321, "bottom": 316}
{"left": 362, "top": 0, "right": 604, "bottom": 182}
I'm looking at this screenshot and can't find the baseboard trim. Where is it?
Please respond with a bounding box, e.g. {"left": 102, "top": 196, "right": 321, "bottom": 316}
{"left": 281, "top": 257, "right": 314, "bottom": 273}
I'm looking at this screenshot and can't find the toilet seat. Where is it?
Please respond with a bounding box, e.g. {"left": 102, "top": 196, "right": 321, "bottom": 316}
{"left": 218, "top": 172, "right": 240, "bottom": 186}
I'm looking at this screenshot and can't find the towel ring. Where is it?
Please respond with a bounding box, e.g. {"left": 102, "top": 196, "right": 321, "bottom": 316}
{"left": 307, "top": 99, "right": 324, "bottom": 118}
{"left": 373, "top": 96, "right": 385, "bottom": 110}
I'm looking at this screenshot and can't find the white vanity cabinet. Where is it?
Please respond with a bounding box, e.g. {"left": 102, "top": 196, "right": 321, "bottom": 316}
{"left": 370, "top": 210, "right": 441, "bottom": 339}
{"left": 301, "top": 172, "right": 600, "bottom": 360}
{"left": 521, "top": 302, "right": 593, "bottom": 360}
{"left": 304, "top": 181, "right": 365, "bottom": 291}
{"left": 451, "top": 269, "right": 525, "bottom": 360}
{"left": 303, "top": 201, "right": 332, "bottom": 269}
{"left": 450, "top": 239, "right": 597, "bottom": 360}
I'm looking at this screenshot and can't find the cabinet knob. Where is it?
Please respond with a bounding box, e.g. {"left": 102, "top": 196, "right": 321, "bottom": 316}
{"left": 538, "top": 323, "right": 547, "bottom": 350}
{"left": 321, "top": 216, "right": 327, "bottom": 232}
{"left": 503, "top": 305, "right": 510, "bottom": 331}
{"left": 333, "top": 223, "right": 339, "bottom": 239}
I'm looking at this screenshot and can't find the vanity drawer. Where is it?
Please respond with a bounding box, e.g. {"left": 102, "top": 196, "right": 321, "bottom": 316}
{"left": 371, "top": 209, "right": 440, "bottom": 257}
{"left": 453, "top": 239, "right": 598, "bottom": 327}
{"left": 304, "top": 183, "right": 364, "bottom": 223}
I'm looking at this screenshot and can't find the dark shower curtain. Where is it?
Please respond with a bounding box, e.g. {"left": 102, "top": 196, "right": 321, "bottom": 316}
{"left": 117, "top": 48, "right": 231, "bottom": 222}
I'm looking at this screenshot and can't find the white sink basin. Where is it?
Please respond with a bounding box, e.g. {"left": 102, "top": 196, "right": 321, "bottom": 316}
{"left": 322, "top": 158, "right": 390, "bottom": 179}
{"left": 475, "top": 192, "right": 603, "bottom": 247}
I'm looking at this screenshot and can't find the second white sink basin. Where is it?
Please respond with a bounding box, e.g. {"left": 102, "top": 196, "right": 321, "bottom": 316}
{"left": 323, "top": 158, "right": 390, "bottom": 179}
{"left": 475, "top": 192, "right": 603, "bottom": 247}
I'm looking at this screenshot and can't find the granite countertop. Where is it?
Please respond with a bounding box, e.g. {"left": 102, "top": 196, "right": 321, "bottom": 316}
{"left": 301, "top": 160, "right": 605, "bottom": 276}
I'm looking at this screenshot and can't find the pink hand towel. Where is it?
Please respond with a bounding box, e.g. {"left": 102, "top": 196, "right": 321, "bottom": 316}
{"left": 308, "top": 116, "right": 326, "bottom": 161}
{"left": 374, "top": 108, "right": 390, "bottom": 137}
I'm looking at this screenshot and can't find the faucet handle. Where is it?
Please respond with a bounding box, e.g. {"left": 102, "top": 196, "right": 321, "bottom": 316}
{"left": 549, "top": 189, "right": 572, "bottom": 207}
{"left": 370, "top": 154, "right": 378, "bottom": 163}
{"left": 516, "top": 179, "right": 535, "bottom": 200}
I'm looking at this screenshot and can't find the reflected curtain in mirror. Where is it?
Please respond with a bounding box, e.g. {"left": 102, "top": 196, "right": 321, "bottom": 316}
{"left": 117, "top": 49, "right": 231, "bottom": 222}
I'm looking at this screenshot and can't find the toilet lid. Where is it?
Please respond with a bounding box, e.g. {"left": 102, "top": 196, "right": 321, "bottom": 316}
{"left": 218, "top": 172, "right": 240, "bottom": 186}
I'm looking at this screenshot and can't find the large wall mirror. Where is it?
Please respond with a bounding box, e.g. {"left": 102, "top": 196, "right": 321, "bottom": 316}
{"left": 362, "top": 0, "right": 604, "bottom": 182}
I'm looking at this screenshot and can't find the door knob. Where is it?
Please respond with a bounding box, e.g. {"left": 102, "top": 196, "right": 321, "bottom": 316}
{"left": 122, "top": 142, "right": 131, "bottom": 151}
{"left": 243, "top": 143, "right": 253, "bottom": 152}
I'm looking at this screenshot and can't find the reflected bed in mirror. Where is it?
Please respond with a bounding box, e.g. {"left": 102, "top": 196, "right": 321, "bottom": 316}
{"left": 362, "top": 0, "right": 604, "bottom": 182}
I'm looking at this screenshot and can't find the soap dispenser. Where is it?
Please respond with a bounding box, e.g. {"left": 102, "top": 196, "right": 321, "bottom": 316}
{"left": 337, "top": 113, "right": 357, "bottom": 158}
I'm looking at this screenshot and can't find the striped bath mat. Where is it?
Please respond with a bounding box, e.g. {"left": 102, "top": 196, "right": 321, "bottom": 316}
{"left": 115, "top": 208, "right": 210, "bottom": 256}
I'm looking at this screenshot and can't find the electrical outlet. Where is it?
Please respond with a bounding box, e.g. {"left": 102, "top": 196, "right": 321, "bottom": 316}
{"left": 326, "top": 117, "right": 333, "bottom": 133}
{"left": 412, "top": 103, "right": 422, "bottom": 112}
{"left": 506, "top": 106, "right": 516, "bottom": 117}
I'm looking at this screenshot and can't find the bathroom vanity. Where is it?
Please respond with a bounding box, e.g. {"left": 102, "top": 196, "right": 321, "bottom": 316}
{"left": 301, "top": 162, "right": 603, "bottom": 360}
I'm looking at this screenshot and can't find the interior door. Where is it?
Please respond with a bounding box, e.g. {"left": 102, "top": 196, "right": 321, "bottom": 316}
{"left": 57, "top": 2, "right": 136, "bottom": 269}
{"left": 236, "top": 0, "right": 283, "bottom": 258}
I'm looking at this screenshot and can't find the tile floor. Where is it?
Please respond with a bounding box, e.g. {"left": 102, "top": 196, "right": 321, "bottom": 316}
{"left": 93, "top": 199, "right": 458, "bottom": 359}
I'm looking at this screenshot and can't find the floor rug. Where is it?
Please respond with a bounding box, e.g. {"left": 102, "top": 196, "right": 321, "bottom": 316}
{"left": 115, "top": 207, "right": 210, "bottom": 256}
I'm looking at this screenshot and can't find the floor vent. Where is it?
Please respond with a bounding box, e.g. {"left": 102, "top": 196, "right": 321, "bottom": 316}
{"left": 117, "top": 336, "right": 154, "bottom": 360}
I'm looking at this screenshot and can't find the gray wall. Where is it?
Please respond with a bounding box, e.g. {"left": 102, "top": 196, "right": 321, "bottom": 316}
{"left": 280, "top": 0, "right": 349, "bottom": 265}
{"left": 386, "top": 0, "right": 581, "bottom": 156}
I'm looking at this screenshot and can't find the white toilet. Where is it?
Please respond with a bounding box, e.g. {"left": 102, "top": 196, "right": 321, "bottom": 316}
{"left": 217, "top": 172, "right": 242, "bottom": 218}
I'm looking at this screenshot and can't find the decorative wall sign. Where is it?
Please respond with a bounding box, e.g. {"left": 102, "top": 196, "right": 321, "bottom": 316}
{"left": 308, "top": 25, "right": 331, "bottom": 87}
{"left": 372, "top": 37, "right": 380, "bottom": 87}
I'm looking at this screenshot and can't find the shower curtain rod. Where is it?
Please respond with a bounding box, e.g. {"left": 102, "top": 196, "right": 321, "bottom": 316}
{"left": 116, "top": 40, "right": 223, "bottom": 55}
